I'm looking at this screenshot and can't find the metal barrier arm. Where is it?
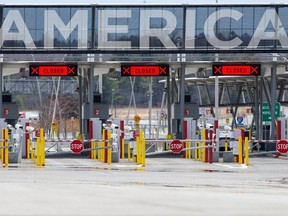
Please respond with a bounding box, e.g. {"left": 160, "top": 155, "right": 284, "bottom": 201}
{"left": 145, "top": 144, "right": 213, "bottom": 156}
{"left": 82, "top": 145, "right": 112, "bottom": 152}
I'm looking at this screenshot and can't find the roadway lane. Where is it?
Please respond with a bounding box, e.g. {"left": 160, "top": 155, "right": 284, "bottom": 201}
{"left": 0, "top": 157, "right": 288, "bottom": 216}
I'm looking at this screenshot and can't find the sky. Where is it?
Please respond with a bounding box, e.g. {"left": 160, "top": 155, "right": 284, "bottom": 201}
{"left": 1, "top": 0, "right": 288, "bottom": 4}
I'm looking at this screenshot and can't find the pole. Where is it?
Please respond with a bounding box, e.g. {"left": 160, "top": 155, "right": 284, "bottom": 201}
{"left": 167, "top": 73, "right": 172, "bottom": 137}
{"left": 255, "top": 76, "right": 259, "bottom": 140}
{"left": 215, "top": 54, "right": 219, "bottom": 120}
{"left": 270, "top": 60, "right": 277, "bottom": 140}
{"left": 111, "top": 89, "right": 114, "bottom": 116}
{"left": 90, "top": 64, "right": 94, "bottom": 119}
{"left": 148, "top": 77, "right": 153, "bottom": 139}
{"left": 79, "top": 70, "right": 83, "bottom": 135}
{"left": 179, "top": 64, "right": 185, "bottom": 138}
{"left": 245, "top": 137, "right": 249, "bottom": 166}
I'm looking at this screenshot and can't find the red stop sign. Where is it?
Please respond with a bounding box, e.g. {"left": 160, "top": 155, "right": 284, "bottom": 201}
{"left": 277, "top": 140, "right": 288, "bottom": 154}
{"left": 70, "top": 140, "right": 84, "bottom": 154}
{"left": 170, "top": 139, "right": 184, "bottom": 154}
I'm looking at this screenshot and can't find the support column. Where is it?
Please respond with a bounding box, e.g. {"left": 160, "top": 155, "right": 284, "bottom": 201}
{"left": 179, "top": 64, "right": 185, "bottom": 138}
{"left": 79, "top": 69, "right": 83, "bottom": 134}
{"left": 167, "top": 70, "right": 171, "bottom": 136}
{"left": 259, "top": 74, "right": 263, "bottom": 139}
{"left": 270, "top": 62, "right": 277, "bottom": 140}
{"left": 255, "top": 76, "right": 259, "bottom": 140}
{"left": 89, "top": 64, "right": 94, "bottom": 119}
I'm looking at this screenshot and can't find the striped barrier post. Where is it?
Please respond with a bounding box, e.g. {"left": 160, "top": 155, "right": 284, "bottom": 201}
{"left": 2, "top": 129, "right": 8, "bottom": 167}
{"left": 201, "top": 128, "right": 206, "bottom": 162}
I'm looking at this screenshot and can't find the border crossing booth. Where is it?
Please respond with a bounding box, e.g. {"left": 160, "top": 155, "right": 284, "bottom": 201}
{"left": 82, "top": 93, "right": 109, "bottom": 137}
{"left": 172, "top": 102, "right": 199, "bottom": 139}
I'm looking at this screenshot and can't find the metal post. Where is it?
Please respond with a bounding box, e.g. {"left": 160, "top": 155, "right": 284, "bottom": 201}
{"left": 255, "top": 76, "right": 259, "bottom": 140}
{"left": 270, "top": 61, "right": 277, "bottom": 140}
{"left": 89, "top": 64, "right": 94, "bottom": 119}
{"left": 215, "top": 54, "right": 219, "bottom": 120}
{"left": 167, "top": 74, "right": 171, "bottom": 136}
{"left": 111, "top": 88, "right": 114, "bottom": 116}
{"left": 148, "top": 77, "right": 153, "bottom": 139}
{"left": 79, "top": 69, "right": 83, "bottom": 134}
{"left": 179, "top": 64, "right": 185, "bottom": 138}
{"left": 259, "top": 74, "right": 263, "bottom": 139}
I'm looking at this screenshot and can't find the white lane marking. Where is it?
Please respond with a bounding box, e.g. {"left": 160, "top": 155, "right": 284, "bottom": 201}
{"left": 214, "top": 163, "right": 248, "bottom": 169}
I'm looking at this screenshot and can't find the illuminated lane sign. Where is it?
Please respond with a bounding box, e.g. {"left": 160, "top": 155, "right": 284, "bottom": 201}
{"left": 29, "top": 64, "right": 78, "bottom": 76}
{"left": 212, "top": 63, "right": 261, "bottom": 76}
{"left": 121, "top": 65, "right": 169, "bottom": 76}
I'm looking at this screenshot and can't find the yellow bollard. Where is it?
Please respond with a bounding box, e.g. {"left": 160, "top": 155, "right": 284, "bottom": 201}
{"left": 202, "top": 128, "right": 206, "bottom": 162}
{"left": 100, "top": 142, "right": 104, "bottom": 162}
{"left": 224, "top": 141, "right": 228, "bottom": 152}
{"left": 128, "top": 142, "right": 131, "bottom": 161}
{"left": 4, "top": 129, "right": 8, "bottom": 168}
{"left": 196, "top": 142, "right": 199, "bottom": 160}
{"left": 31, "top": 139, "right": 35, "bottom": 162}
{"left": 91, "top": 141, "right": 94, "bottom": 159}
{"left": 188, "top": 142, "right": 191, "bottom": 159}
{"left": 238, "top": 136, "right": 243, "bottom": 164}
{"left": 185, "top": 141, "right": 188, "bottom": 159}
{"left": 245, "top": 137, "right": 249, "bottom": 166}
{"left": 40, "top": 129, "right": 45, "bottom": 166}
{"left": 140, "top": 130, "right": 145, "bottom": 166}
{"left": 98, "top": 142, "right": 101, "bottom": 162}
{"left": 27, "top": 139, "right": 31, "bottom": 160}
{"left": 121, "top": 138, "right": 125, "bottom": 159}
{"left": 93, "top": 141, "right": 97, "bottom": 160}
{"left": 0, "top": 140, "right": 2, "bottom": 161}
{"left": 107, "top": 141, "right": 112, "bottom": 164}
{"left": 0, "top": 128, "right": 9, "bottom": 168}
{"left": 107, "top": 130, "right": 111, "bottom": 164}
{"left": 1, "top": 129, "right": 4, "bottom": 164}
{"left": 136, "top": 136, "right": 140, "bottom": 165}
{"left": 36, "top": 137, "right": 41, "bottom": 166}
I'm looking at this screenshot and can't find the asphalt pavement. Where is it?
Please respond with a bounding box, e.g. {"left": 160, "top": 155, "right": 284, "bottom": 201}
{"left": 0, "top": 156, "right": 288, "bottom": 216}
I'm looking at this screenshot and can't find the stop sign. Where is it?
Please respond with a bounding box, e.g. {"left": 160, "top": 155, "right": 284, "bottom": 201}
{"left": 170, "top": 139, "right": 184, "bottom": 154}
{"left": 277, "top": 140, "right": 288, "bottom": 154}
{"left": 70, "top": 140, "right": 84, "bottom": 154}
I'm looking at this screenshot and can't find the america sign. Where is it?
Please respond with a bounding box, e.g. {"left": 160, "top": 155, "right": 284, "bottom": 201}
{"left": 1, "top": 5, "right": 288, "bottom": 53}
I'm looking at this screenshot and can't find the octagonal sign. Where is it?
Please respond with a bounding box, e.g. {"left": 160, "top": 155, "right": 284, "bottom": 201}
{"left": 70, "top": 140, "right": 84, "bottom": 154}
{"left": 276, "top": 140, "right": 288, "bottom": 154}
{"left": 170, "top": 139, "right": 184, "bottom": 154}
